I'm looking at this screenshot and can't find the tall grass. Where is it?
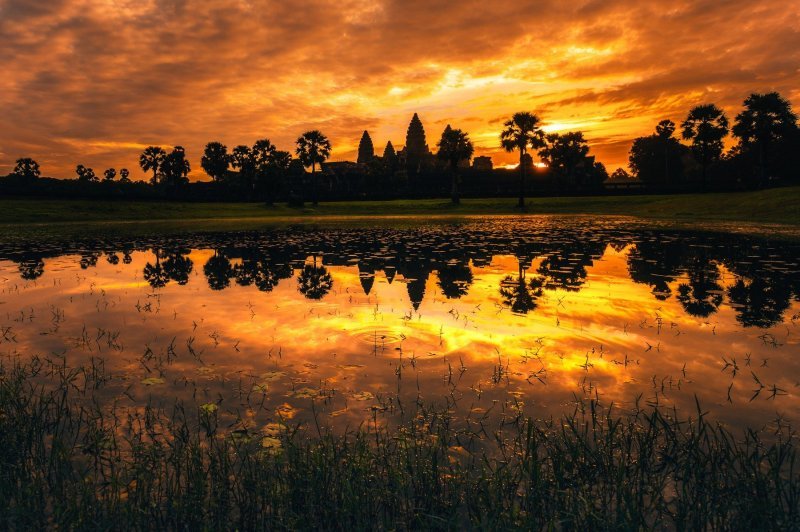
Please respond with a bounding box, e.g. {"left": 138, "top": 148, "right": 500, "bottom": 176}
{"left": 1, "top": 355, "right": 798, "bottom": 530}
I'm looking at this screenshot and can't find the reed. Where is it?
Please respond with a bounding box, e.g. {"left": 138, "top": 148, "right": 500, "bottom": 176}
{"left": 1, "top": 356, "right": 798, "bottom": 530}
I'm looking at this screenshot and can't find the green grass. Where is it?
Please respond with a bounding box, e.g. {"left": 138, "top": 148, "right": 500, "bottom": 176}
{"left": 1, "top": 356, "right": 798, "bottom": 529}
{"left": 1, "top": 186, "right": 799, "bottom": 227}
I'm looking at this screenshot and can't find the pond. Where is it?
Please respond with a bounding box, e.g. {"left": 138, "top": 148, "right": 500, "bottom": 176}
{"left": 2, "top": 216, "right": 799, "bottom": 435}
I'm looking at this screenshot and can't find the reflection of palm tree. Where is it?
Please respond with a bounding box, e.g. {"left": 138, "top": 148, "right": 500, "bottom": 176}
{"left": 163, "top": 251, "right": 193, "bottom": 285}
{"left": 298, "top": 256, "right": 333, "bottom": 300}
{"left": 627, "top": 238, "right": 685, "bottom": 300}
{"left": 728, "top": 277, "right": 791, "bottom": 328}
{"left": 143, "top": 253, "right": 169, "bottom": 289}
{"left": 537, "top": 252, "right": 589, "bottom": 292}
{"left": 79, "top": 253, "right": 99, "bottom": 269}
{"left": 676, "top": 262, "right": 723, "bottom": 318}
{"left": 18, "top": 258, "right": 45, "bottom": 280}
{"left": 204, "top": 251, "right": 234, "bottom": 291}
{"left": 499, "top": 261, "right": 544, "bottom": 314}
{"left": 234, "top": 254, "right": 292, "bottom": 292}
{"left": 437, "top": 261, "right": 473, "bottom": 299}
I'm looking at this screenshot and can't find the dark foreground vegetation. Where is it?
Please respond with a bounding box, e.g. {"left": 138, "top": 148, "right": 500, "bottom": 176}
{"left": 1, "top": 356, "right": 798, "bottom": 530}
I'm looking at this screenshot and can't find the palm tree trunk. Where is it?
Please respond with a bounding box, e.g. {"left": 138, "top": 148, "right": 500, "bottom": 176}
{"left": 518, "top": 150, "right": 526, "bottom": 209}
{"left": 450, "top": 161, "right": 460, "bottom": 205}
{"left": 312, "top": 161, "right": 318, "bottom": 206}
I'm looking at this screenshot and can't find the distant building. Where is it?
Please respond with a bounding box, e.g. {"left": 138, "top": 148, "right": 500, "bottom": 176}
{"left": 473, "top": 156, "right": 493, "bottom": 171}
{"left": 357, "top": 131, "right": 375, "bottom": 164}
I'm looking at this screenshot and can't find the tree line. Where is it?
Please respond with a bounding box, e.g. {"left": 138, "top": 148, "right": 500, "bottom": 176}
{"left": 3, "top": 91, "right": 798, "bottom": 204}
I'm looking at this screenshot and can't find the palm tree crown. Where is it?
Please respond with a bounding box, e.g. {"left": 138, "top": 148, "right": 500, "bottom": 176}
{"left": 295, "top": 130, "right": 331, "bottom": 171}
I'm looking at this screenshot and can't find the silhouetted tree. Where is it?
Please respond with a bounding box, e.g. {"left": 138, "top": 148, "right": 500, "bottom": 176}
{"left": 732, "top": 92, "right": 798, "bottom": 188}
{"left": 682, "top": 104, "right": 728, "bottom": 189}
{"left": 231, "top": 144, "right": 255, "bottom": 196}
{"left": 296, "top": 130, "right": 331, "bottom": 206}
{"left": 119, "top": 168, "right": 130, "bottom": 182}
{"left": 139, "top": 146, "right": 166, "bottom": 184}
{"left": 629, "top": 121, "right": 687, "bottom": 185}
{"left": 436, "top": 125, "right": 474, "bottom": 204}
{"left": 656, "top": 119, "right": 676, "bottom": 184}
{"left": 262, "top": 149, "right": 292, "bottom": 205}
{"left": 201, "top": 142, "right": 230, "bottom": 182}
{"left": 252, "top": 138, "right": 285, "bottom": 203}
{"left": 75, "top": 165, "right": 97, "bottom": 182}
{"left": 610, "top": 168, "right": 632, "bottom": 181}
{"left": 159, "top": 146, "right": 190, "bottom": 189}
{"left": 13, "top": 158, "right": 41, "bottom": 180}
{"left": 500, "top": 112, "right": 545, "bottom": 209}
{"left": 297, "top": 255, "right": 333, "bottom": 299}
{"left": 357, "top": 131, "right": 375, "bottom": 164}
{"left": 539, "top": 132, "right": 605, "bottom": 189}
{"left": 103, "top": 168, "right": 116, "bottom": 181}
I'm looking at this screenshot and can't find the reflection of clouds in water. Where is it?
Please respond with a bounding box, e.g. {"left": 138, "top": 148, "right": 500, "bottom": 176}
{"left": 0, "top": 221, "right": 799, "bottom": 433}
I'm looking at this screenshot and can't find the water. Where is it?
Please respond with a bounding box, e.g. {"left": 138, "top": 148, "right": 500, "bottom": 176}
{"left": 2, "top": 217, "right": 799, "bottom": 434}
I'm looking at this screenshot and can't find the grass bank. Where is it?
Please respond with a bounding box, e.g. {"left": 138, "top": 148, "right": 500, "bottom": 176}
{"left": 1, "top": 186, "right": 799, "bottom": 226}
{"left": 1, "top": 356, "right": 798, "bottom": 529}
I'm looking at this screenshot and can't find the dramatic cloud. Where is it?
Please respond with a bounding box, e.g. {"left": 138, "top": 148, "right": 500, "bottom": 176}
{"left": 1, "top": 0, "right": 798, "bottom": 178}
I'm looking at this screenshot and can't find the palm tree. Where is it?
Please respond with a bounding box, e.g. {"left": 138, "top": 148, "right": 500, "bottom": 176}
{"left": 681, "top": 104, "right": 728, "bottom": 190}
{"left": 295, "top": 130, "right": 331, "bottom": 206}
{"left": 160, "top": 146, "right": 191, "bottom": 188}
{"left": 139, "top": 146, "right": 166, "bottom": 184}
{"left": 103, "top": 168, "right": 116, "bottom": 181}
{"left": 500, "top": 112, "right": 545, "bottom": 209}
{"left": 119, "top": 168, "right": 130, "bottom": 182}
{"left": 655, "top": 119, "right": 676, "bottom": 184}
{"left": 200, "top": 142, "right": 230, "bottom": 182}
{"left": 732, "top": 92, "right": 798, "bottom": 188}
{"left": 436, "top": 125, "right": 474, "bottom": 204}
{"left": 76, "top": 165, "right": 97, "bottom": 182}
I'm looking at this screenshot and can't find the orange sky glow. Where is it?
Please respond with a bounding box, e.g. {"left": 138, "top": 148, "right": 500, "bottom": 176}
{"left": 1, "top": 0, "right": 799, "bottom": 179}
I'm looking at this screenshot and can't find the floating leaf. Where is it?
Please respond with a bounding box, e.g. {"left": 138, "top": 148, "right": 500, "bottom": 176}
{"left": 352, "top": 391, "right": 374, "bottom": 401}
{"left": 259, "top": 371, "right": 285, "bottom": 381}
{"left": 289, "top": 387, "right": 318, "bottom": 398}
{"left": 141, "top": 377, "right": 165, "bottom": 386}
{"left": 262, "top": 422, "right": 286, "bottom": 437}
{"left": 261, "top": 436, "right": 282, "bottom": 455}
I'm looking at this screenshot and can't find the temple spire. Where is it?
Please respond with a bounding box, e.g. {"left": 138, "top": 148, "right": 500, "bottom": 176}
{"left": 357, "top": 130, "right": 374, "bottom": 164}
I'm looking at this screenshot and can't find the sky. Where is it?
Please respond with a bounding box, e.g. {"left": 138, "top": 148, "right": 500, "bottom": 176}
{"left": 1, "top": 0, "right": 799, "bottom": 180}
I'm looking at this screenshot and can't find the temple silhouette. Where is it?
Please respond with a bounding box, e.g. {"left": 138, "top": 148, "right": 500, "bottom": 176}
{"left": 324, "top": 113, "right": 491, "bottom": 182}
